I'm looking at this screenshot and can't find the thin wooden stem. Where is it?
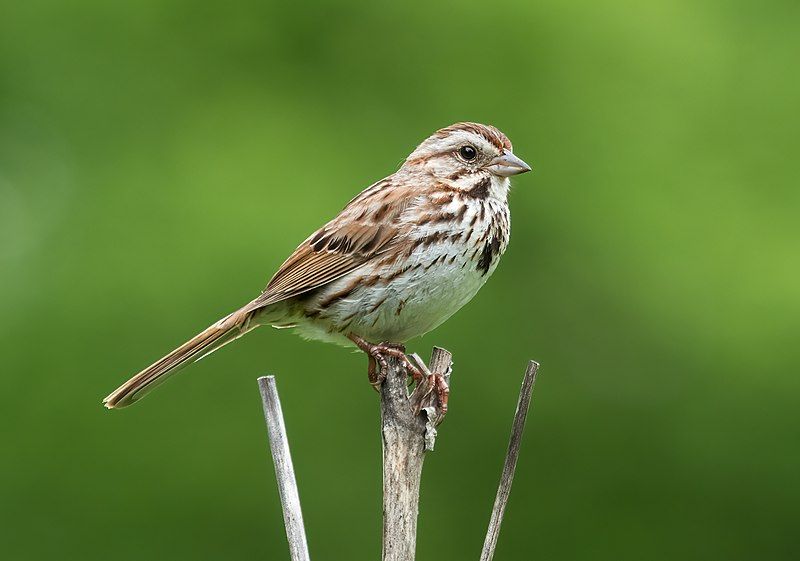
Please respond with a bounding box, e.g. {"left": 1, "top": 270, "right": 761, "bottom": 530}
{"left": 254, "top": 353, "right": 537, "bottom": 561}
{"left": 258, "top": 376, "right": 311, "bottom": 561}
{"left": 480, "top": 360, "right": 539, "bottom": 561}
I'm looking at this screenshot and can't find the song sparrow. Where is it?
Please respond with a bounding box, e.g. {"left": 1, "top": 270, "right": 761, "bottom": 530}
{"left": 104, "top": 122, "right": 531, "bottom": 409}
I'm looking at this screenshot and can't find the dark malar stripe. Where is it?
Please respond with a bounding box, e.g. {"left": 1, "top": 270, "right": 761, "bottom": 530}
{"left": 466, "top": 177, "right": 491, "bottom": 199}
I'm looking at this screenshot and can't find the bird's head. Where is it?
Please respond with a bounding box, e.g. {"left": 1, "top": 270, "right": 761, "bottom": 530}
{"left": 401, "top": 122, "right": 531, "bottom": 198}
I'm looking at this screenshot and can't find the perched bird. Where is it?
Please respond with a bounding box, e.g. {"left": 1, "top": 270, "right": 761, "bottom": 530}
{"left": 104, "top": 122, "right": 531, "bottom": 409}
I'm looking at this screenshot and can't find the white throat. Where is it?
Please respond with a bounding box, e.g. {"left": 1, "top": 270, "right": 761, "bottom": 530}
{"left": 490, "top": 175, "right": 511, "bottom": 201}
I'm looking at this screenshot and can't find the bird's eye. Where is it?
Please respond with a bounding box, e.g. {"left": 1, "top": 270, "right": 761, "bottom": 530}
{"left": 459, "top": 145, "right": 477, "bottom": 161}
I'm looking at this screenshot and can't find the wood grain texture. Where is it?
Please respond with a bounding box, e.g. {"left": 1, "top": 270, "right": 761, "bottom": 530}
{"left": 258, "top": 376, "right": 311, "bottom": 561}
{"left": 381, "top": 347, "right": 452, "bottom": 561}
{"left": 480, "top": 360, "right": 539, "bottom": 561}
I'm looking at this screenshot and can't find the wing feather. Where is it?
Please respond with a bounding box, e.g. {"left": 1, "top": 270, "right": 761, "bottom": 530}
{"left": 250, "top": 179, "right": 416, "bottom": 308}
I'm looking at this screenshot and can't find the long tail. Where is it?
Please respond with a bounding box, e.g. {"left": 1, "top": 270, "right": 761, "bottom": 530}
{"left": 103, "top": 304, "right": 260, "bottom": 409}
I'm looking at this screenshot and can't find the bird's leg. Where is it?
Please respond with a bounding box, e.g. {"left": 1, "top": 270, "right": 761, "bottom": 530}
{"left": 347, "top": 333, "right": 423, "bottom": 390}
{"left": 432, "top": 373, "right": 450, "bottom": 415}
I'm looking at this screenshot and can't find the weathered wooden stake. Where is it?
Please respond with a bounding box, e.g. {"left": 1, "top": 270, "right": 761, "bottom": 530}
{"left": 380, "top": 346, "right": 452, "bottom": 561}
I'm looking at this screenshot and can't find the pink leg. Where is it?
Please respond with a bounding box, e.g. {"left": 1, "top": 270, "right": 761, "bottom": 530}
{"left": 432, "top": 373, "right": 450, "bottom": 415}
{"left": 348, "top": 333, "right": 423, "bottom": 388}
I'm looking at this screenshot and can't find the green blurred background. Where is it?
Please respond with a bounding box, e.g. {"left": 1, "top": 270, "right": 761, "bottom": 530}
{"left": 1, "top": 0, "right": 798, "bottom": 559}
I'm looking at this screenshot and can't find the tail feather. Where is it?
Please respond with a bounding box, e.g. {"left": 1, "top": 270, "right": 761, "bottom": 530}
{"left": 103, "top": 305, "right": 259, "bottom": 409}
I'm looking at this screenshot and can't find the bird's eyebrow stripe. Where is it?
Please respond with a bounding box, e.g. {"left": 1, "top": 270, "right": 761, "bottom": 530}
{"left": 434, "top": 122, "right": 511, "bottom": 152}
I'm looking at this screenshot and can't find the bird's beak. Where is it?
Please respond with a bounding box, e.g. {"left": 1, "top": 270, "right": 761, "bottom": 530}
{"left": 487, "top": 151, "right": 532, "bottom": 177}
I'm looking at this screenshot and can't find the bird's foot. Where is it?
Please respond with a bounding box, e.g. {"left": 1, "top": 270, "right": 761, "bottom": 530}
{"left": 347, "top": 334, "right": 423, "bottom": 390}
{"left": 408, "top": 354, "right": 450, "bottom": 417}
{"left": 431, "top": 372, "right": 450, "bottom": 415}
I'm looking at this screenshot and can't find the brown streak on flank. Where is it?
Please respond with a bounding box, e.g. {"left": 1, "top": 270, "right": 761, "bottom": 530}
{"left": 369, "top": 295, "right": 389, "bottom": 313}
{"left": 395, "top": 299, "right": 406, "bottom": 316}
{"left": 316, "top": 277, "right": 362, "bottom": 309}
{"left": 429, "top": 205, "right": 465, "bottom": 225}
{"left": 362, "top": 275, "right": 381, "bottom": 288}
{"left": 373, "top": 252, "right": 398, "bottom": 268}
{"left": 383, "top": 264, "right": 412, "bottom": 283}
{"left": 412, "top": 231, "right": 448, "bottom": 251}
{"left": 479, "top": 202, "right": 486, "bottom": 222}
{"left": 430, "top": 212, "right": 454, "bottom": 225}
{"left": 424, "top": 254, "right": 446, "bottom": 271}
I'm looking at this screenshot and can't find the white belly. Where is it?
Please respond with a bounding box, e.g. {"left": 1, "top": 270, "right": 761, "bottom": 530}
{"left": 351, "top": 250, "right": 493, "bottom": 342}
{"left": 287, "top": 237, "right": 502, "bottom": 346}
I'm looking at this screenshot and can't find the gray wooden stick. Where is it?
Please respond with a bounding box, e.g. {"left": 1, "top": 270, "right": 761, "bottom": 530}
{"left": 381, "top": 347, "right": 452, "bottom": 561}
{"left": 480, "top": 360, "right": 539, "bottom": 561}
{"left": 258, "top": 376, "right": 311, "bottom": 561}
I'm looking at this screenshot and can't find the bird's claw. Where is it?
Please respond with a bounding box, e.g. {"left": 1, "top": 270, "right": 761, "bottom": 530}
{"left": 348, "top": 334, "right": 448, "bottom": 418}
{"left": 409, "top": 354, "right": 449, "bottom": 417}
{"left": 348, "top": 334, "right": 422, "bottom": 390}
